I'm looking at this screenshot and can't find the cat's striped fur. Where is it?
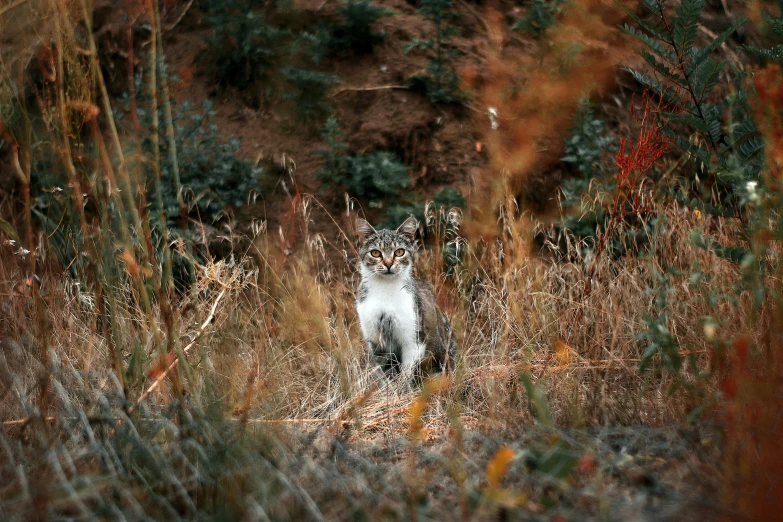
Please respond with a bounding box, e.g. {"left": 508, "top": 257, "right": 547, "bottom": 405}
{"left": 355, "top": 216, "right": 456, "bottom": 377}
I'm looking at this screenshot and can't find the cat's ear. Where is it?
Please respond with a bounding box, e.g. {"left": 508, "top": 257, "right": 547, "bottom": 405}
{"left": 356, "top": 218, "right": 376, "bottom": 241}
{"left": 396, "top": 216, "right": 418, "bottom": 240}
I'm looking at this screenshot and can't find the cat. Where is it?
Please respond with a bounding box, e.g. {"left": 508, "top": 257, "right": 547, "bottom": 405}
{"left": 355, "top": 216, "right": 456, "bottom": 377}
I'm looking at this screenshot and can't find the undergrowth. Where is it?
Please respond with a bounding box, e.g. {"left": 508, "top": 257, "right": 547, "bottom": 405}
{"left": 0, "top": 0, "right": 782, "bottom": 520}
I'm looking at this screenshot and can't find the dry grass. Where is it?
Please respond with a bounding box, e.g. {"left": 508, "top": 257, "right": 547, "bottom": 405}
{"left": 0, "top": 188, "right": 741, "bottom": 519}
{"left": 0, "top": 0, "right": 777, "bottom": 519}
{"left": 0, "top": 193, "right": 739, "bottom": 434}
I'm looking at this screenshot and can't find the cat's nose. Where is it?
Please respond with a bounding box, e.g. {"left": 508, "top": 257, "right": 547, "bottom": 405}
{"left": 383, "top": 259, "right": 393, "bottom": 269}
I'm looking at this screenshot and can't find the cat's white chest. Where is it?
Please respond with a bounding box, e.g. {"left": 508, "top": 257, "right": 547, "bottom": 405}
{"left": 356, "top": 277, "right": 421, "bottom": 368}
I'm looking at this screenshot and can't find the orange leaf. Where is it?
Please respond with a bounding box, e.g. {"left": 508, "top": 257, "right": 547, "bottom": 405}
{"left": 119, "top": 249, "right": 141, "bottom": 277}
{"left": 555, "top": 339, "right": 572, "bottom": 366}
{"left": 487, "top": 446, "right": 515, "bottom": 488}
{"left": 147, "top": 352, "right": 177, "bottom": 379}
{"left": 577, "top": 453, "right": 596, "bottom": 475}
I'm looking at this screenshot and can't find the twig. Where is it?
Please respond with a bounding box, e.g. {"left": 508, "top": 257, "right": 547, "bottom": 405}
{"left": 164, "top": 0, "right": 194, "bottom": 31}
{"left": 0, "top": 0, "right": 29, "bottom": 18}
{"left": 455, "top": 0, "right": 492, "bottom": 38}
{"left": 1, "top": 416, "right": 348, "bottom": 427}
{"left": 331, "top": 84, "right": 408, "bottom": 97}
{"left": 2, "top": 416, "right": 56, "bottom": 426}
{"left": 129, "top": 288, "right": 226, "bottom": 412}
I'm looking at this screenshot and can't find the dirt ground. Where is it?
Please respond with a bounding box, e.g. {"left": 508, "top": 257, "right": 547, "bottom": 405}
{"left": 281, "top": 422, "right": 723, "bottom": 521}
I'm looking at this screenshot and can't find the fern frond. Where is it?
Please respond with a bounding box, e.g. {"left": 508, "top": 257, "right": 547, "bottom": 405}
{"left": 673, "top": 0, "right": 704, "bottom": 52}
{"left": 617, "top": 5, "right": 670, "bottom": 42}
{"left": 639, "top": 0, "right": 664, "bottom": 17}
{"left": 688, "top": 18, "right": 746, "bottom": 74}
{"left": 704, "top": 104, "right": 723, "bottom": 146}
{"left": 623, "top": 69, "right": 686, "bottom": 106}
{"left": 639, "top": 51, "right": 683, "bottom": 83}
{"left": 669, "top": 112, "right": 710, "bottom": 135}
{"left": 742, "top": 45, "right": 783, "bottom": 62}
{"left": 728, "top": 119, "right": 758, "bottom": 148}
{"left": 690, "top": 58, "right": 725, "bottom": 104}
{"left": 762, "top": 10, "right": 783, "bottom": 37}
{"left": 738, "top": 136, "right": 765, "bottom": 163}
{"left": 621, "top": 24, "right": 677, "bottom": 63}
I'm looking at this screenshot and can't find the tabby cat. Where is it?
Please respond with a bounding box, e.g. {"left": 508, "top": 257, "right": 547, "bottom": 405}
{"left": 355, "top": 216, "right": 456, "bottom": 376}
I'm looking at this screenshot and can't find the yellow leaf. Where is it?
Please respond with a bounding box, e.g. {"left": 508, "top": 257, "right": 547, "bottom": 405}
{"left": 409, "top": 396, "right": 427, "bottom": 439}
{"left": 487, "top": 446, "right": 515, "bottom": 488}
{"left": 408, "top": 376, "right": 449, "bottom": 441}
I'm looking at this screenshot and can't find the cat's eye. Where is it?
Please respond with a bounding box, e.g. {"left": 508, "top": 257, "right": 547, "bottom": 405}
{"left": 394, "top": 248, "right": 405, "bottom": 257}
{"left": 370, "top": 249, "right": 382, "bottom": 258}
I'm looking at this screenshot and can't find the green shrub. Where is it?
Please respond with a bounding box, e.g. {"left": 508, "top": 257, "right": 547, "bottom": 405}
{"left": 281, "top": 67, "right": 341, "bottom": 124}
{"left": 343, "top": 152, "right": 412, "bottom": 199}
{"left": 621, "top": 0, "right": 780, "bottom": 397}
{"left": 316, "top": 116, "right": 412, "bottom": 200}
{"left": 620, "top": 0, "right": 754, "bottom": 221}
{"left": 156, "top": 99, "right": 264, "bottom": 224}
{"left": 328, "top": 0, "right": 394, "bottom": 55}
{"left": 202, "top": 0, "right": 289, "bottom": 90}
{"left": 314, "top": 115, "right": 349, "bottom": 179}
{"left": 404, "top": 0, "right": 461, "bottom": 104}
{"left": 554, "top": 102, "right": 639, "bottom": 257}
{"left": 380, "top": 186, "right": 465, "bottom": 228}
{"left": 560, "top": 102, "right": 617, "bottom": 182}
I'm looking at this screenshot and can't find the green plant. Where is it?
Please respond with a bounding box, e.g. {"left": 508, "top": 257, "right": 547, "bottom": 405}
{"left": 343, "top": 152, "right": 412, "bottom": 199}
{"left": 380, "top": 186, "right": 465, "bottom": 228}
{"left": 281, "top": 67, "right": 341, "bottom": 124}
{"left": 620, "top": 0, "right": 755, "bottom": 220}
{"left": 328, "top": 0, "right": 394, "bottom": 55}
{"left": 560, "top": 102, "right": 617, "bottom": 182}
{"left": 314, "top": 115, "right": 349, "bottom": 180}
{"left": 404, "top": 0, "right": 461, "bottom": 104}
{"left": 512, "top": 0, "right": 564, "bottom": 36}
{"left": 202, "top": 0, "right": 289, "bottom": 90}
{"left": 621, "top": 1, "right": 783, "bottom": 420}
{"left": 154, "top": 99, "right": 264, "bottom": 224}
{"left": 743, "top": 9, "right": 783, "bottom": 63}
{"left": 555, "top": 101, "right": 655, "bottom": 259}
{"left": 316, "top": 116, "right": 411, "bottom": 200}
{"left": 117, "top": 69, "right": 264, "bottom": 227}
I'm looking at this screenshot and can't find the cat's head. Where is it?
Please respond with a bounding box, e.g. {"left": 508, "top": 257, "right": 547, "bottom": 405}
{"left": 356, "top": 216, "right": 418, "bottom": 278}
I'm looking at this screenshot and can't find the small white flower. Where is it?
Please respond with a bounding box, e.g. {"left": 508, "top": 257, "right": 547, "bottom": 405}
{"left": 488, "top": 107, "right": 499, "bottom": 130}
{"left": 746, "top": 180, "right": 760, "bottom": 204}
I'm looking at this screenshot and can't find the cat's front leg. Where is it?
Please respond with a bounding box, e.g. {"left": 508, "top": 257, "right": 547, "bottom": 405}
{"left": 400, "top": 342, "right": 425, "bottom": 373}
